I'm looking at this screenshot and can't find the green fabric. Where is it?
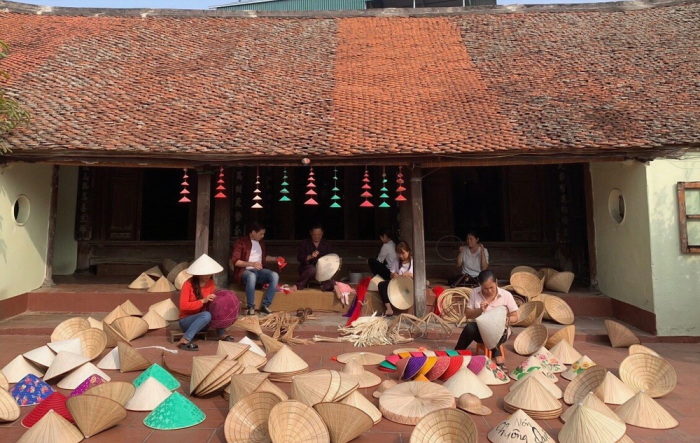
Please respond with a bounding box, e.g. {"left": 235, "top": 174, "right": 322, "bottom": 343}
{"left": 446, "top": 350, "right": 459, "bottom": 357}
{"left": 143, "top": 392, "right": 205, "bottom": 430}
{"left": 379, "top": 361, "right": 396, "bottom": 370}
{"left": 132, "top": 364, "right": 180, "bottom": 391}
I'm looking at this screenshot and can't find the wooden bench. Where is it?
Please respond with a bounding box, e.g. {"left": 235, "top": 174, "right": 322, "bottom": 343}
{"left": 167, "top": 325, "right": 207, "bottom": 343}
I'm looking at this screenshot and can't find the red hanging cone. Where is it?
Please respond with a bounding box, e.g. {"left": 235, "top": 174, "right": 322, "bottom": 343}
{"left": 306, "top": 189, "right": 317, "bottom": 196}
{"left": 215, "top": 167, "right": 227, "bottom": 199}
{"left": 304, "top": 197, "right": 319, "bottom": 205}
{"left": 304, "top": 168, "right": 318, "bottom": 205}
{"left": 179, "top": 196, "right": 191, "bottom": 203}
{"left": 360, "top": 200, "right": 374, "bottom": 208}
{"left": 395, "top": 194, "right": 407, "bottom": 202}
{"left": 179, "top": 168, "right": 190, "bottom": 203}
{"left": 361, "top": 191, "right": 373, "bottom": 198}
{"left": 395, "top": 166, "right": 407, "bottom": 202}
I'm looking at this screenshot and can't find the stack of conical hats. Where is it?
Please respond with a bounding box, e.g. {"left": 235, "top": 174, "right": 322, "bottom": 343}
{"left": 615, "top": 390, "right": 679, "bottom": 429}
{"left": 378, "top": 381, "right": 455, "bottom": 425}
{"left": 339, "top": 390, "right": 382, "bottom": 425}
{"left": 66, "top": 394, "right": 127, "bottom": 438}
{"left": 85, "top": 381, "right": 136, "bottom": 406}
{"left": 225, "top": 391, "right": 280, "bottom": 443}
{"left": 216, "top": 341, "right": 250, "bottom": 361}
{"left": 443, "top": 367, "right": 493, "bottom": 399}
{"left": 564, "top": 365, "right": 607, "bottom": 405}
{"left": 16, "top": 410, "right": 83, "bottom": 443}
{"left": 148, "top": 299, "right": 179, "bottom": 321}
{"left": 102, "top": 306, "right": 130, "bottom": 325}
{"left": 57, "top": 363, "right": 111, "bottom": 390}
{"left": 2, "top": 355, "right": 45, "bottom": 382}
{"left": 549, "top": 339, "right": 582, "bottom": 365}
{"left": 605, "top": 320, "right": 640, "bottom": 348}
{"left": 51, "top": 317, "right": 91, "bottom": 343}
{"left": 510, "top": 370, "right": 562, "bottom": 399}
{"left": 340, "top": 358, "right": 381, "bottom": 389}
{"left": 546, "top": 324, "right": 575, "bottom": 348}
{"left": 336, "top": 352, "right": 385, "bottom": 365}
{"left": 559, "top": 404, "right": 626, "bottom": 443}
{"left": 125, "top": 377, "right": 172, "bottom": 411}
{"left": 227, "top": 373, "right": 288, "bottom": 409}
{"left": 111, "top": 316, "right": 149, "bottom": 342}
{"left": 236, "top": 349, "right": 268, "bottom": 369}
{"left": 562, "top": 355, "right": 596, "bottom": 381}
{"left": 133, "top": 364, "right": 181, "bottom": 391}
{"left": 190, "top": 355, "right": 244, "bottom": 397}
{"left": 117, "top": 342, "right": 150, "bottom": 373}
{"left": 141, "top": 310, "right": 168, "bottom": 330}
{"left": 619, "top": 353, "right": 677, "bottom": 398}
{"left": 561, "top": 391, "right": 621, "bottom": 423}
{"left": 594, "top": 371, "right": 636, "bottom": 405}
{"left": 487, "top": 409, "right": 553, "bottom": 443}
{"left": 263, "top": 345, "right": 309, "bottom": 382}
{"left": 144, "top": 392, "right": 205, "bottom": 430}
{"left": 313, "top": 402, "right": 374, "bottom": 443}
{"left": 290, "top": 369, "right": 360, "bottom": 407}
{"left": 128, "top": 273, "right": 155, "bottom": 290}
{"left": 503, "top": 376, "right": 562, "bottom": 419}
{"left": 268, "top": 400, "right": 330, "bottom": 443}
{"left": 148, "top": 276, "right": 176, "bottom": 293}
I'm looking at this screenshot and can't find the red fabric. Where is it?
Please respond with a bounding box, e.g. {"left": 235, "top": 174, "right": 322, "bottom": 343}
{"left": 179, "top": 279, "right": 215, "bottom": 319}
{"left": 231, "top": 236, "right": 268, "bottom": 283}
{"left": 345, "top": 276, "right": 371, "bottom": 326}
{"left": 206, "top": 289, "right": 240, "bottom": 329}
{"left": 433, "top": 286, "right": 446, "bottom": 314}
{"left": 21, "top": 392, "right": 73, "bottom": 427}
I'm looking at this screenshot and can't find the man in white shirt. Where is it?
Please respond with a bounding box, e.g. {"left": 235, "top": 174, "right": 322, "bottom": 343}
{"left": 367, "top": 227, "right": 397, "bottom": 280}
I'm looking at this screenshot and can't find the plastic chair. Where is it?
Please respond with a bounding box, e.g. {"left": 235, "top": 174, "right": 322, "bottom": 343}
{"left": 476, "top": 343, "right": 506, "bottom": 362}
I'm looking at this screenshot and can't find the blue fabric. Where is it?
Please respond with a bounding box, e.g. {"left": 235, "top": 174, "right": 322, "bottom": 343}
{"left": 10, "top": 374, "right": 54, "bottom": 406}
{"left": 178, "top": 311, "right": 225, "bottom": 342}
{"left": 241, "top": 268, "right": 279, "bottom": 309}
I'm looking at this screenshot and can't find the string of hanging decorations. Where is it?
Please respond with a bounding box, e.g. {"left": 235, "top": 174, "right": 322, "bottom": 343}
{"left": 179, "top": 168, "right": 191, "bottom": 203}
{"left": 331, "top": 168, "right": 341, "bottom": 208}
{"left": 360, "top": 167, "right": 373, "bottom": 208}
{"left": 304, "top": 167, "right": 318, "bottom": 206}
{"left": 379, "top": 166, "right": 390, "bottom": 208}
{"left": 279, "top": 168, "right": 290, "bottom": 202}
{"left": 252, "top": 166, "right": 262, "bottom": 209}
{"left": 215, "top": 167, "right": 226, "bottom": 199}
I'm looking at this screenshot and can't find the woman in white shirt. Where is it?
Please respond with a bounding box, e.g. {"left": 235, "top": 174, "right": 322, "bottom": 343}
{"left": 448, "top": 231, "right": 489, "bottom": 287}
{"left": 367, "top": 227, "right": 397, "bottom": 280}
{"left": 377, "top": 241, "right": 413, "bottom": 316}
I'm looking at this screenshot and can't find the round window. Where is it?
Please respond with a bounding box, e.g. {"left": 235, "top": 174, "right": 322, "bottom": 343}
{"left": 608, "top": 189, "right": 625, "bottom": 224}
{"left": 13, "top": 195, "right": 30, "bottom": 226}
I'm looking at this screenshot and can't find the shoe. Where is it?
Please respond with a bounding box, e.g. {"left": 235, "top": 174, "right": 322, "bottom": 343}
{"left": 178, "top": 342, "right": 199, "bottom": 351}
{"left": 218, "top": 335, "right": 236, "bottom": 342}
{"left": 260, "top": 305, "right": 273, "bottom": 315}
{"left": 246, "top": 307, "right": 255, "bottom": 316}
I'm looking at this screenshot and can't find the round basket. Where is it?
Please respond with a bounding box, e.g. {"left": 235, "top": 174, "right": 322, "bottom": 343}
{"left": 509, "top": 272, "right": 543, "bottom": 298}
{"left": 545, "top": 271, "right": 574, "bottom": 293}
{"left": 410, "top": 408, "right": 477, "bottom": 443}
{"left": 543, "top": 296, "right": 574, "bottom": 325}
{"left": 619, "top": 354, "right": 677, "bottom": 398}
{"left": 513, "top": 324, "right": 548, "bottom": 356}
{"left": 513, "top": 301, "right": 543, "bottom": 327}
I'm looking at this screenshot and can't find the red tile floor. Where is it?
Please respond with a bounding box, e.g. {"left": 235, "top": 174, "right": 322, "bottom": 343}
{"left": 1, "top": 317, "right": 699, "bottom": 442}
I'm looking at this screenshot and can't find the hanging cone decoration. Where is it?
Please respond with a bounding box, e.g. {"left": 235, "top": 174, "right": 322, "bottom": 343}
{"left": 117, "top": 342, "right": 151, "bottom": 373}
{"left": 179, "top": 168, "right": 191, "bottom": 203}
{"left": 559, "top": 404, "right": 626, "bottom": 443}
{"left": 561, "top": 391, "right": 622, "bottom": 424}
{"left": 360, "top": 167, "right": 374, "bottom": 207}
{"left": 0, "top": 388, "right": 20, "bottom": 423}
{"left": 16, "top": 410, "right": 83, "bottom": 443}
{"left": 487, "top": 409, "right": 552, "bottom": 443}
{"left": 125, "top": 377, "right": 172, "bottom": 412}
{"left": 615, "top": 390, "right": 678, "bottom": 429}
{"left": 594, "top": 371, "right": 636, "bottom": 405}
{"left": 128, "top": 273, "right": 155, "bottom": 290}
{"left": 144, "top": 392, "right": 205, "bottom": 430}
{"left": 66, "top": 394, "right": 127, "bottom": 438}
{"left": 279, "top": 168, "right": 291, "bottom": 202}
{"left": 395, "top": 166, "right": 407, "bottom": 202}
{"left": 148, "top": 298, "right": 180, "bottom": 321}
{"left": 215, "top": 166, "right": 227, "bottom": 199}
{"left": 142, "top": 310, "right": 168, "bottom": 330}
{"left": 313, "top": 402, "right": 374, "bottom": 443}
{"left": 304, "top": 167, "right": 318, "bottom": 205}
{"left": 251, "top": 167, "right": 263, "bottom": 209}
{"left": 605, "top": 320, "right": 641, "bottom": 348}
{"left": 51, "top": 317, "right": 91, "bottom": 343}
{"left": 10, "top": 374, "right": 54, "bottom": 407}
{"left": 549, "top": 339, "right": 582, "bottom": 365}
{"left": 329, "top": 167, "right": 341, "bottom": 208}
{"left": 57, "top": 364, "right": 111, "bottom": 390}
{"left": 84, "top": 381, "right": 135, "bottom": 407}
{"left": 97, "top": 348, "right": 120, "bottom": 371}
{"left": 133, "top": 364, "right": 181, "bottom": 392}
{"left": 23, "top": 345, "right": 57, "bottom": 369}
{"left": 224, "top": 391, "right": 280, "bottom": 443}
{"left": 21, "top": 392, "right": 74, "bottom": 427}
{"left": 69, "top": 374, "right": 106, "bottom": 397}
{"left": 379, "top": 166, "right": 390, "bottom": 208}
{"left": 443, "top": 367, "right": 493, "bottom": 399}
{"left": 2, "top": 356, "right": 45, "bottom": 383}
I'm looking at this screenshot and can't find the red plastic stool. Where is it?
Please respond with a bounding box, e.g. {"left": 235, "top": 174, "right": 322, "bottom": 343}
{"left": 476, "top": 343, "right": 506, "bottom": 362}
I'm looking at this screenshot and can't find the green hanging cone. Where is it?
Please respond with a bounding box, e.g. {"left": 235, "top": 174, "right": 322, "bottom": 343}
{"left": 280, "top": 189, "right": 289, "bottom": 194}
{"left": 380, "top": 193, "right": 389, "bottom": 199}
{"left": 330, "top": 202, "right": 341, "bottom": 208}
{"left": 279, "top": 196, "right": 291, "bottom": 202}
{"left": 379, "top": 202, "right": 391, "bottom": 208}
{"left": 332, "top": 186, "right": 340, "bottom": 192}
{"left": 380, "top": 187, "right": 388, "bottom": 192}
{"left": 281, "top": 181, "right": 288, "bottom": 186}
{"left": 143, "top": 392, "right": 205, "bottom": 430}
{"left": 331, "top": 195, "right": 340, "bottom": 201}
{"left": 133, "top": 364, "right": 180, "bottom": 391}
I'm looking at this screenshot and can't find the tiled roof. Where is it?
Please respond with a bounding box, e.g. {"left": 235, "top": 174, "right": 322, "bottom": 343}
{"left": 0, "top": 0, "right": 699, "bottom": 163}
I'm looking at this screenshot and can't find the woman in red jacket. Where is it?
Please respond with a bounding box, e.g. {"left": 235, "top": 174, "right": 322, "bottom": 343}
{"left": 178, "top": 254, "right": 235, "bottom": 351}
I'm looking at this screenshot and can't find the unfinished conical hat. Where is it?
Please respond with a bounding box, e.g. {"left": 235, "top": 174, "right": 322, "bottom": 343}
{"left": 559, "top": 404, "right": 626, "bottom": 443}
{"left": 510, "top": 355, "right": 559, "bottom": 383}
{"left": 57, "top": 364, "right": 111, "bottom": 390}
{"left": 411, "top": 408, "right": 477, "bottom": 443}
{"left": 337, "top": 352, "right": 385, "bottom": 366}
{"left": 190, "top": 355, "right": 226, "bottom": 394}
{"left": 128, "top": 273, "right": 155, "bottom": 290}
{"left": 120, "top": 300, "right": 143, "bottom": 316}
{"left": 225, "top": 391, "right": 280, "bottom": 443}
{"left": 594, "top": 371, "right": 635, "bottom": 405}
{"left": 341, "top": 359, "right": 381, "bottom": 388}
{"left": 147, "top": 276, "right": 176, "bottom": 293}
{"left": 84, "top": 381, "right": 135, "bottom": 406}
{"left": 217, "top": 341, "right": 250, "bottom": 361}
{"left": 66, "top": 394, "right": 127, "bottom": 438}
{"left": 532, "top": 346, "right": 564, "bottom": 373}
{"left": 102, "top": 305, "right": 130, "bottom": 325}
{"left": 258, "top": 334, "right": 284, "bottom": 354}
{"left": 117, "top": 342, "right": 150, "bottom": 373}
{"left": 144, "top": 392, "right": 205, "bottom": 430}
{"left": 387, "top": 275, "right": 414, "bottom": 310}
{"left": 51, "top": 317, "right": 90, "bottom": 343}
{"left": 87, "top": 317, "right": 103, "bottom": 330}
{"left": 239, "top": 336, "right": 266, "bottom": 357}
{"left": 476, "top": 306, "right": 508, "bottom": 349}
{"left": 148, "top": 298, "right": 179, "bottom": 321}
{"left": 561, "top": 391, "right": 621, "bottom": 423}
{"left": 186, "top": 254, "right": 223, "bottom": 276}
{"left": 605, "top": 320, "right": 640, "bottom": 348}
{"left": 340, "top": 390, "right": 382, "bottom": 424}
{"left": 263, "top": 345, "right": 309, "bottom": 374}
{"left": 487, "top": 409, "right": 552, "bottom": 443}
{"left": 629, "top": 344, "right": 660, "bottom": 358}
{"left": 291, "top": 370, "right": 332, "bottom": 407}
{"left": 0, "top": 388, "right": 20, "bottom": 422}
{"left": 124, "top": 377, "right": 172, "bottom": 411}
{"left": 504, "top": 376, "right": 561, "bottom": 412}
{"left": 378, "top": 381, "right": 456, "bottom": 425}
{"left": 564, "top": 365, "right": 607, "bottom": 405}
{"left": 111, "top": 316, "right": 149, "bottom": 342}
{"left": 443, "top": 367, "right": 493, "bottom": 399}
{"left": 237, "top": 350, "right": 267, "bottom": 369}
{"left": 2, "top": 356, "right": 45, "bottom": 383}
{"left": 97, "top": 348, "right": 120, "bottom": 371}
{"left": 619, "top": 354, "right": 676, "bottom": 398}
{"left": 174, "top": 270, "right": 193, "bottom": 290}
{"left": 162, "top": 259, "right": 177, "bottom": 273}
{"left": 373, "top": 379, "right": 397, "bottom": 399}
{"left": 133, "top": 364, "right": 181, "bottom": 391}
{"left": 233, "top": 315, "right": 263, "bottom": 336}
{"left": 615, "top": 390, "right": 678, "bottom": 429}
{"left": 314, "top": 402, "right": 373, "bottom": 443}
{"left": 23, "top": 345, "right": 57, "bottom": 368}
{"left": 16, "top": 410, "right": 82, "bottom": 443}
{"left": 457, "top": 393, "right": 492, "bottom": 415}
{"left": 549, "top": 339, "right": 582, "bottom": 365}
{"left": 510, "top": 370, "right": 562, "bottom": 399}
{"left": 44, "top": 352, "right": 89, "bottom": 382}
{"left": 167, "top": 262, "right": 189, "bottom": 282}
{"left": 514, "top": 324, "right": 548, "bottom": 356}
{"left": 141, "top": 310, "right": 168, "bottom": 330}
{"left": 71, "top": 328, "right": 107, "bottom": 360}
{"left": 268, "top": 400, "right": 330, "bottom": 443}
{"left": 562, "top": 355, "right": 596, "bottom": 381}
{"left": 0, "top": 371, "right": 8, "bottom": 390}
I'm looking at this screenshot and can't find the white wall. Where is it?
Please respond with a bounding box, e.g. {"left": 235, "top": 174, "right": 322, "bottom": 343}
{"left": 0, "top": 163, "right": 53, "bottom": 301}
{"left": 54, "top": 166, "right": 78, "bottom": 275}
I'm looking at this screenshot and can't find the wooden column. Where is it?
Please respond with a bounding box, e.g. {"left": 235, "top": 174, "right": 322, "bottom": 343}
{"left": 195, "top": 171, "right": 212, "bottom": 259}
{"left": 42, "top": 165, "right": 60, "bottom": 287}
{"left": 212, "top": 168, "right": 232, "bottom": 288}
{"left": 583, "top": 163, "right": 598, "bottom": 289}
{"left": 410, "top": 165, "right": 427, "bottom": 317}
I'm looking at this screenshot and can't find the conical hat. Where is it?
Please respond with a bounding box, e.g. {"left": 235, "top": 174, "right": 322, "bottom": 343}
{"left": 125, "top": 377, "right": 172, "bottom": 411}
{"left": 69, "top": 374, "right": 106, "bottom": 397}
{"left": 186, "top": 254, "right": 223, "bottom": 276}
{"left": 475, "top": 306, "right": 508, "bottom": 349}
{"left": 511, "top": 266, "right": 538, "bottom": 276}
{"left": 190, "top": 355, "right": 226, "bottom": 394}
{"left": 514, "top": 324, "right": 548, "bottom": 356}
{"left": 97, "top": 347, "right": 120, "bottom": 370}
{"left": 341, "top": 359, "right": 381, "bottom": 388}
{"left": 16, "top": 410, "right": 83, "bottom": 443}
{"left": 133, "top": 364, "right": 181, "bottom": 391}
{"left": 605, "top": 320, "right": 640, "bottom": 348}
{"left": 563, "top": 365, "right": 607, "bottom": 405}
{"left": 562, "top": 355, "right": 596, "bottom": 381}
{"left": 87, "top": 317, "right": 103, "bottom": 330}
{"left": 615, "top": 390, "right": 678, "bottom": 429}
{"left": 167, "top": 262, "right": 190, "bottom": 282}
{"left": 217, "top": 341, "right": 250, "bottom": 361}
{"left": 259, "top": 334, "right": 284, "bottom": 354}
{"left": 0, "top": 388, "right": 20, "bottom": 422}
{"left": 503, "top": 376, "right": 561, "bottom": 412}
{"left": 549, "top": 340, "right": 582, "bottom": 365}
{"left": 239, "top": 336, "right": 266, "bottom": 357}
{"left": 510, "top": 370, "right": 562, "bottom": 399}
{"left": 102, "top": 322, "right": 127, "bottom": 348}
{"left": 2, "top": 356, "right": 45, "bottom": 383}
{"left": 532, "top": 346, "right": 564, "bottom": 373}
{"left": 195, "top": 359, "right": 240, "bottom": 396}
{"left": 468, "top": 356, "right": 509, "bottom": 386}
{"left": 57, "top": 364, "right": 111, "bottom": 390}
{"left": 0, "top": 371, "right": 8, "bottom": 391}
{"left": 47, "top": 338, "right": 83, "bottom": 356}
{"left": 237, "top": 349, "right": 268, "bottom": 369}
{"left": 546, "top": 325, "right": 576, "bottom": 348}
{"left": 543, "top": 296, "right": 575, "bottom": 325}
{"left": 594, "top": 371, "right": 636, "bottom": 405}
{"left": 629, "top": 344, "right": 661, "bottom": 358}
{"left": 224, "top": 391, "right": 280, "bottom": 443}
{"left": 71, "top": 328, "right": 107, "bottom": 360}
{"left": 368, "top": 275, "right": 384, "bottom": 291}
{"left": 102, "top": 305, "right": 130, "bottom": 325}
{"left": 314, "top": 402, "right": 373, "bottom": 443}
{"left": 559, "top": 404, "right": 626, "bottom": 443}
{"left": 268, "top": 400, "right": 330, "bottom": 443}
{"left": 443, "top": 368, "right": 493, "bottom": 399}
{"left": 333, "top": 374, "right": 359, "bottom": 402}
{"left": 378, "top": 381, "right": 456, "bottom": 425}
{"left": 263, "top": 345, "right": 309, "bottom": 374}
{"left": 148, "top": 298, "right": 179, "bottom": 321}
{"left": 387, "top": 275, "right": 414, "bottom": 310}
{"left": 66, "top": 394, "right": 127, "bottom": 437}
{"left": 84, "top": 381, "right": 135, "bottom": 407}
{"left": 619, "top": 354, "right": 676, "bottom": 398}
{"left": 111, "top": 316, "right": 149, "bottom": 342}
{"left": 510, "top": 271, "right": 543, "bottom": 298}
{"left": 510, "top": 355, "right": 558, "bottom": 382}
{"left": 411, "top": 408, "right": 478, "bottom": 443}
{"left": 147, "top": 276, "right": 176, "bottom": 293}
{"left": 162, "top": 259, "right": 177, "bottom": 273}
{"left": 141, "top": 310, "right": 168, "bottom": 330}
{"left": 128, "top": 273, "right": 155, "bottom": 290}
{"left": 561, "top": 391, "right": 621, "bottom": 423}
{"left": 339, "top": 390, "right": 382, "bottom": 424}
{"left": 487, "top": 409, "right": 552, "bottom": 443}
{"left": 174, "top": 270, "right": 192, "bottom": 291}
{"left": 545, "top": 271, "right": 575, "bottom": 293}
{"left": 117, "top": 342, "right": 150, "bottom": 373}
{"left": 10, "top": 374, "right": 54, "bottom": 406}
{"left": 315, "top": 253, "right": 342, "bottom": 282}
{"left": 23, "top": 345, "right": 57, "bottom": 368}
{"left": 20, "top": 393, "right": 73, "bottom": 427}
{"left": 44, "top": 351, "right": 89, "bottom": 382}
{"left": 51, "top": 317, "right": 90, "bottom": 343}
{"left": 372, "top": 379, "right": 397, "bottom": 399}
{"left": 120, "top": 300, "right": 143, "bottom": 316}
{"left": 512, "top": 301, "right": 543, "bottom": 327}
{"left": 144, "top": 266, "right": 163, "bottom": 278}
{"left": 228, "top": 373, "right": 269, "bottom": 407}
{"left": 291, "top": 370, "right": 333, "bottom": 407}
{"left": 337, "top": 352, "right": 386, "bottom": 366}
{"left": 144, "top": 392, "right": 205, "bottom": 430}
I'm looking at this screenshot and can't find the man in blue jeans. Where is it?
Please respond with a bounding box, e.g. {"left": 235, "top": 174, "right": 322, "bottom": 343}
{"left": 231, "top": 222, "right": 283, "bottom": 315}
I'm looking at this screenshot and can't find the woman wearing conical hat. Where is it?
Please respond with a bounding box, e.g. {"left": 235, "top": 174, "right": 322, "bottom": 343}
{"left": 178, "top": 254, "right": 235, "bottom": 351}
{"left": 376, "top": 241, "right": 413, "bottom": 317}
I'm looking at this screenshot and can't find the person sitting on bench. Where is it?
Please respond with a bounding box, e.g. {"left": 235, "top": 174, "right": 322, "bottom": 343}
{"left": 447, "top": 231, "right": 489, "bottom": 287}
{"left": 178, "top": 254, "right": 235, "bottom": 351}
{"left": 367, "top": 227, "right": 397, "bottom": 281}
{"left": 293, "top": 223, "right": 335, "bottom": 292}
{"left": 232, "top": 221, "right": 283, "bottom": 316}
{"left": 376, "top": 241, "right": 413, "bottom": 316}
{"left": 455, "top": 270, "right": 518, "bottom": 372}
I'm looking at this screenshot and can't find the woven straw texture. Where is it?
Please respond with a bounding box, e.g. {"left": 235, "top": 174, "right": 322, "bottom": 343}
{"left": 141, "top": 310, "right": 168, "bottom": 330}
{"left": 233, "top": 316, "right": 264, "bottom": 336}
{"left": 237, "top": 350, "right": 268, "bottom": 369}
{"left": 66, "top": 394, "right": 126, "bottom": 438}
{"left": 125, "top": 377, "right": 173, "bottom": 412}
{"left": 510, "top": 266, "right": 537, "bottom": 276}
{"left": 217, "top": 342, "right": 250, "bottom": 361}
{"left": 0, "top": 371, "right": 8, "bottom": 391}
{"left": 117, "top": 342, "right": 150, "bottom": 373}
{"left": 238, "top": 337, "right": 266, "bottom": 357}
{"left": 503, "top": 377, "right": 561, "bottom": 418}
{"left": 509, "top": 272, "right": 543, "bottom": 298}
{"left": 268, "top": 400, "right": 330, "bottom": 443}
{"left": 314, "top": 402, "right": 373, "bottom": 443}
{"left": 336, "top": 352, "right": 385, "bottom": 365}
{"left": 148, "top": 299, "right": 179, "bottom": 321}
{"left": 605, "top": 320, "right": 641, "bottom": 348}
{"left": 133, "top": 364, "right": 180, "bottom": 391}
{"left": 379, "top": 381, "right": 455, "bottom": 425}
{"left": 594, "top": 371, "right": 636, "bottom": 405}
{"left": 619, "top": 354, "right": 677, "bottom": 398}
{"left": 16, "top": 410, "right": 83, "bottom": 443}
{"left": 71, "top": 328, "right": 107, "bottom": 360}
{"left": 23, "top": 345, "right": 57, "bottom": 368}
{"left": 167, "top": 262, "right": 189, "bottom": 282}
{"left": 128, "top": 273, "right": 155, "bottom": 290}
{"left": 514, "top": 324, "right": 548, "bottom": 356}
{"left": 291, "top": 370, "right": 334, "bottom": 407}
{"left": 0, "top": 388, "right": 20, "bottom": 422}
{"left": 615, "top": 391, "right": 678, "bottom": 430}
{"left": 102, "top": 322, "right": 127, "bottom": 348}
{"left": 102, "top": 306, "right": 130, "bottom": 325}
{"left": 339, "top": 391, "right": 382, "bottom": 425}
{"left": 120, "top": 300, "right": 143, "bottom": 316}
{"left": 629, "top": 344, "right": 661, "bottom": 358}
{"left": 513, "top": 301, "right": 543, "bottom": 327}
{"left": 229, "top": 373, "right": 268, "bottom": 408}
{"left": 44, "top": 352, "right": 89, "bottom": 381}
{"left": 476, "top": 306, "right": 508, "bottom": 349}
{"left": 543, "top": 296, "right": 575, "bottom": 325}
{"left": 387, "top": 276, "right": 414, "bottom": 310}
{"left": 111, "top": 316, "right": 149, "bottom": 342}
{"left": 85, "top": 381, "right": 135, "bottom": 406}
{"left": 510, "top": 371, "right": 562, "bottom": 399}
{"left": 487, "top": 409, "right": 552, "bottom": 443}
{"left": 373, "top": 380, "right": 397, "bottom": 399}
{"left": 546, "top": 325, "right": 575, "bottom": 348}
{"left": 561, "top": 355, "right": 596, "bottom": 381}
{"left": 545, "top": 271, "right": 574, "bottom": 293}
{"left": 144, "top": 392, "right": 205, "bottom": 430}
{"left": 190, "top": 356, "right": 226, "bottom": 394}
{"left": 410, "top": 408, "right": 477, "bottom": 443}
{"left": 197, "top": 360, "right": 242, "bottom": 397}
{"left": 2, "top": 356, "right": 45, "bottom": 383}
{"left": 341, "top": 360, "right": 381, "bottom": 389}
{"left": 57, "top": 364, "right": 111, "bottom": 390}
{"left": 87, "top": 317, "right": 103, "bottom": 330}
{"left": 51, "top": 318, "right": 90, "bottom": 343}
{"left": 263, "top": 346, "right": 309, "bottom": 375}
{"left": 148, "top": 276, "right": 176, "bottom": 293}
{"left": 561, "top": 391, "right": 621, "bottom": 424}
{"left": 558, "top": 405, "right": 626, "bottom": 443}
{"left": 144, "top": 266, "right": 163, "bottom": 278}
{"left": 548, "top": 340, "right": 582, "bottom": 365}
{"left": 563, "top": 365, "right": 607, "bottom": 405}
{"left": 225, "top": 392, "right": 280, "bottom": 443}
{"left": 443, "top": 368, "right": 493, "bottom": 399}
{"left": 539, "top": 267, "right": 559, "bottom": 283}
{"left": 457, "top": 393, "right": 492, "bottom": 415}
{"left": 259, "top": 334, "right": 284, "bottom": 354}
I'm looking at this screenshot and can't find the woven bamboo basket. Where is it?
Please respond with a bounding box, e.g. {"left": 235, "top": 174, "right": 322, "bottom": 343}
{"left": 513, "top": 324, "right": 548, "bottom": 356}
{"left": 545, "top": 271, "right": 574, "bottom": 293}
{"left": 513, "top": 301, "right": 543, "bottom": 327}
{"left": 268, "top": 400, "right": 330, "bottom": 443}
{"left": 615, "top": 391, "right": 679, "bottom": 429}
{"left": 66, "top": 394, "right": 127, "bottom": 438}
{"left": 563, "top": 365, "right": 607, "bottom": 405}
{"left": 543, "top": 296, "right": 575, "bottom": 325}
{"left": 605, "top": 320, "right": 640, "bottom": 348}
{"left": 224, "top": 391, "right": 280, "bottom": 443}
{"left": 51, "top": 317, "right": 91, "bottom": 343}
{"left": 509, "top": 272, "right": 543, "bottom": 298}
{"left": 619, "top": 354, "right": 677, "bottom": 398}
{"left": 313, "top": 402, "right": 374, "bottom": 443}
{"left": 410, "top": 408, "right": 477, "bottom": 443}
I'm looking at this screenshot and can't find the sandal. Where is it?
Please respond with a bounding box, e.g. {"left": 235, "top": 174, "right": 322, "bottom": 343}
{"left": 218, "top": 335, "right": 235, "bottom": 342}
{"left": 179, "top": 342, "right": 199, "bottom": 351}
{"left": 497, "top": 363, "right": 509, "bottom": 374}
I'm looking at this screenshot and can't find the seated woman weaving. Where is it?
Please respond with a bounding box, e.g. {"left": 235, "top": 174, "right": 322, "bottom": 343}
{"left": 448, "top": 231, "right": 488, "bottom": 287}
{"left": 376, "top": 241, "right": 413, "bottom": 317}
{"left": 455, "top": 270, "right": 518, "bottom": 372}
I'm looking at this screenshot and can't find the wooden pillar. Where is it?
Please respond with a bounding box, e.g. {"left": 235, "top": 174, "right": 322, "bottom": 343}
{"left": 195, "top": 171, "right": 212, "bottom": 259}
{"left": 583, "top": 163, "right": 598, "bottom": 289}
{"left": 43, "top": 165, "right": 60, "bottom": 287}
{"left": 212, "top": 169, "right": 232, "bottom": 288}
{"left": 410, "top": 165, "right": 427, "bottom": 317}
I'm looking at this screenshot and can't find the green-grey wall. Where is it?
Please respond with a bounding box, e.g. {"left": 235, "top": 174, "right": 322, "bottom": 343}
{"left": 54, "top": 166, "right": 78, "bottom": 275}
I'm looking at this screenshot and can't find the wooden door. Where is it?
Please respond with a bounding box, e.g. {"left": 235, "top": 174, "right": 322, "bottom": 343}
{"left": 504, "top": 166, "right": 545, "bottom": 242}
{"left": 104, "top": 169, "right": 142, "bottom": 240}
